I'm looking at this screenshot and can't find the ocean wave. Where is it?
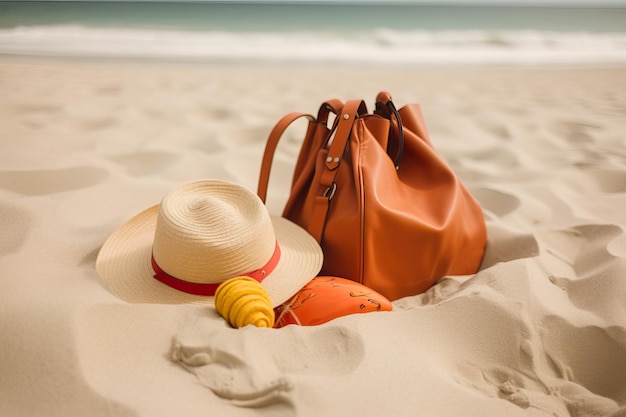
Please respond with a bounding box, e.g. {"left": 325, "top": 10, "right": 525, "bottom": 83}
{"left": 1, "top": 25, "right": 625, "bottom": 65}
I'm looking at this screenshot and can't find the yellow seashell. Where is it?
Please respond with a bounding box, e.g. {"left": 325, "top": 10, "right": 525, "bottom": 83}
{"left": 215, "top": 276, "right": 275, "bottom": 328}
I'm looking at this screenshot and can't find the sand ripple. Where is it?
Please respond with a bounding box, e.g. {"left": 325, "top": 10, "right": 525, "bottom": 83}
{"left": 0, "top": 166, "right": 108, "bottom": 196}
{"left": 0, "top": 203, "right": 31, "bottom": 256}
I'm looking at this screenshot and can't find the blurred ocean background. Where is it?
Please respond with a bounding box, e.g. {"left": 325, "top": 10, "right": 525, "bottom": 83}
{"left": 1, "top": 0, "right": 626, "bottom": 66}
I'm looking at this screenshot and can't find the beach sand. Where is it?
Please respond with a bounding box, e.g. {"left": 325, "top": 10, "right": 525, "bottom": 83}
{"left": 0, "top": 58, "right": 625, "bottom": 417}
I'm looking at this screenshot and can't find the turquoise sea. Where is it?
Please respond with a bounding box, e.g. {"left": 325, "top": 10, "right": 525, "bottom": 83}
{"left": 1, "top": 1, "right": 626, "bottom": 65}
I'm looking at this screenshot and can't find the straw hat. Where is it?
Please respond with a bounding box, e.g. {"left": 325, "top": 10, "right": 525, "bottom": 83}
{"left": 96, "top": 179, "right": 323, "bottom": 306}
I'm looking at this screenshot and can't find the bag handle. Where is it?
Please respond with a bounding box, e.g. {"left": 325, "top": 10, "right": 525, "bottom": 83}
{"left": 323, "top": 99, "right": 367, "bottom": 172}
{"left": 257, "top": 99, "right": 344, "bottom": 204}
{"left": 257, "top": 112, "right": 315, "bottom": 204}
{"left": 307, "top": 99, "right": 366, "bottom": 241}
{"left": 318, "top": 98, "right": 343, "bottom": 125}
{"left": 375, "top": 91, "right": 404, "bottom": 169}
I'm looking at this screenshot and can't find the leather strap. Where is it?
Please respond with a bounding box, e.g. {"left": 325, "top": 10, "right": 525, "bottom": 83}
{"left": 257, "top": 112, "right": 315, "bottom": 203}
{"left": 258, "top": 99, "right": 345, "bottom": 204}
{"left": 324, "top": 99, "right": 367, "bottom": 171}
{"left": 374, "top": 91, "right": 404, "bottom": 168}
{"left": 307, "top": 99, "right": 365, "bottom": 241}
{"left": 317, "top": 98, "right": 343, "bottom": 124}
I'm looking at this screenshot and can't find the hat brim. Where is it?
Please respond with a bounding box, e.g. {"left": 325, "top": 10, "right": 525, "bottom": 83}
{"left": 95, "top": 205, "right": 323, "bottom": 307}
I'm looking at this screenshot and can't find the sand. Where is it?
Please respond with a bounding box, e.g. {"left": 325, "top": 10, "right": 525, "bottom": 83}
{"left": 0, "top": 57, "right": 625, "bottom": 417}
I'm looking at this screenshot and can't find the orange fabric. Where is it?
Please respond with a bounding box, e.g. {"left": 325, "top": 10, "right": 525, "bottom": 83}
{"left": 258, "top": 92, "right": 487, "bottom": 301}
{"left": 273, "top": 276, "right": 392, "bottom": 328}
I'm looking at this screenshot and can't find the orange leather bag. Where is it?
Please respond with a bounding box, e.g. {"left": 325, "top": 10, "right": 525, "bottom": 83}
{"left": 258, "top": 92, "right": 487, "bottom": 301}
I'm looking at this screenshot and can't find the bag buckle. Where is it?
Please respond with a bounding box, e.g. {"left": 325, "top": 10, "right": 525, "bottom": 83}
{"left": 323, "top": 182, "right": 337, "bottom": 201}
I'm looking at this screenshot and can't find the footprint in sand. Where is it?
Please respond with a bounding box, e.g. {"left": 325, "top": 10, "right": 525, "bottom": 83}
{"left": 451, "top": 144, "right": 527, "bottom": 182}
{"left": 480, "top": 223, "right": 539, "bottom": 270}
{"left": 15, "top": 103, "right": 61, "bottom": 115}
{"left": 484, "top": 371, "right": 531, "bottom": 409}
{"left": 109, "top": 151, "right": 180, "bottom": 177}
{"left": 0, "top": 166, "right": 108, "bottom": 196}
{"left": 560, "top": 169, "right": 626, "bottom": 196}
{"left": 464, "top": 187, "right": 543, "bottom": 270}
{"left": 471, "top": 186, "right": 521, "bottom": 219}
{"left": 558, "top": 381, "right": 623, "bottom": 417}
{"left": 197, "top": 104, "right": 234, "bottom": 121}
{"left": 219, "top": 126, "right": 272, "bottom": 148}
{"left": 75, "top": 113, "right": 118, "bottom": 131}
{"left": 542, "top": 224, "right": 625, "bottom": 322}
{"left": 190, "top": 132, "right": 226, "bottom": 154}
{"left": 541, "top": 224, "right": 621, "bottom": 277}
{"left": 475, "top": 116, "right": 513, "bottom": 141}
{"left": 94, "top": 85, "right": 122, "bottom": 95}
{"left": 0, "top": 203, "right": 32, "bottom": 256}
{"left": 541, "top": 315, "right": 626, "bottom": 412}
{"left": 550, "top": 120, "right": 602, "bottom": 145}
{"left": 171, "top": 324, "right": 365, "bottom": 409}
{"left": 14, "top": 102, "right": 63, "bottom": 129}
{"left": 478, "top": 365, "right": 620, "bottom": 417}
{"left": 471, "top": 145, "right": 522, "bottom": 171}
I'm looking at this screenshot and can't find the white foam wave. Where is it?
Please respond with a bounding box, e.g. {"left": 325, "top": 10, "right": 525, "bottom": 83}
{"left": 1, "top": 25, "right": 626, "bottom": 65}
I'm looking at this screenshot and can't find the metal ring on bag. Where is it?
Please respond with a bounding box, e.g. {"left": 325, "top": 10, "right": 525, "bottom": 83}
{"left": 323, "top": 182, "right": 337, "bottom": 201}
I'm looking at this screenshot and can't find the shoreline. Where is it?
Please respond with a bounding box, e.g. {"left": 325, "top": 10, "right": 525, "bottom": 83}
{"left": 3, "top": 53, "right": 626, "bottom": 72}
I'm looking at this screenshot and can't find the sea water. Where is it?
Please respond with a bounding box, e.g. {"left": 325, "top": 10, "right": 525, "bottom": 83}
{"left": 1, "top": 1, "right": 625, "bottom": 66}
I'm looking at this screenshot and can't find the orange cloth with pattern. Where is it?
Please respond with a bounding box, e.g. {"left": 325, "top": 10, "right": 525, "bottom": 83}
{"left": 274, "top": 276, "right": 392, "bottom": 328}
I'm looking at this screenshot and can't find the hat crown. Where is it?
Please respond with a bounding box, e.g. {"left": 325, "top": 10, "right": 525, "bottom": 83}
{"left": 152, "top": 180, "right": 276, "bottom": 284}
